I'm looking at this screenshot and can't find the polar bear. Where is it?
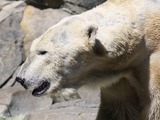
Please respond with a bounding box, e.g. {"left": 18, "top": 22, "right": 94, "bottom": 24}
{"left": 16, "top": 0, "right": 160, "bottom": 120}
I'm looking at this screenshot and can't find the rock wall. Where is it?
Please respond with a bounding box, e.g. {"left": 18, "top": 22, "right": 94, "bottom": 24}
{"left": 0, "top": 0, "right": 105, "bottom": 119}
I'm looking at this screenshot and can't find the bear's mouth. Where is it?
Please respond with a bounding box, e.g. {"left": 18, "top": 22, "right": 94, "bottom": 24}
{"left": 32, "top": 81, "right": 50, "bottom": 97}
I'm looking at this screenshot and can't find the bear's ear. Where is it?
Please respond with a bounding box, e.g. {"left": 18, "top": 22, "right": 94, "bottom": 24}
{"left": 85, "top": 24, "right": 107, "bottom": 56}
{"left": 85, "top": 24, "right": 98, "bottom": 40}
{"left": 92, "top": 39, "right": 107, "bottom": 56}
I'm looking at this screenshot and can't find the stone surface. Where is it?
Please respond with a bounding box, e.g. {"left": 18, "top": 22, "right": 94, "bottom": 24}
{"left": 25, "top": 99, "right": 99, "bottom": 120}
{"left": 0, "top": 87, "right": 99, "bottom": 119}
{"left": 0, "top": 1, "right": 12, "bottom": 8}
{"left": 21, "top": 6, "right": 71, "bottom": 56}
{"left": 64, "top": 0, "right": 106, "bottom": 9}
{"left": 63, "top": 2, "right": 87, "bottom": 14}
{"left": 0, "top": 1, "right": 26, "bottom": 88}
{"left": 0, "top": 86, "right": 24, "bottom": 116}
{"left": 62, "top": 0, "right": 106, "bottom": 14}
{"left": 0, "top": 105, "right": 8, "bottom": 115}
{"left": 0, "top": 87, "right": 52, "bottom": 117}
{"left": 2, "top": 67, "right": 21, "bottom": 89}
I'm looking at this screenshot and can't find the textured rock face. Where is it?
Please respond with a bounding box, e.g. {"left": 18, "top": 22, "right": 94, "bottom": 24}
{"left": 0, "top": 87, "right": 99, "bottom": 120}
{"left": 4, "top": 89, "right": 52, "bottom": 117}
{"left": 25, "top": 99, "right": 99, "bottom": 120}
{"left": 0, "top": 1, "right": 26, "bottom": 88}
{"left": 0, "top": 86, "right": 24, "bottom": 116}
{"left": 64, "top": 0, "right": 106, "bottom": 9}
{"left": 0, "top": 0, "right": 105, "bottom": 119}
{"left": 62, "top": 0, "right": 106, "bottom": 14}
{"left": 0, "top": 87, "right": 52, "bottom": 116}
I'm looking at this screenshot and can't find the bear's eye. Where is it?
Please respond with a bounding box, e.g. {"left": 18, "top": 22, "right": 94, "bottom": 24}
{"left": 37, "top": 50, "right": 47, "bottom": 55}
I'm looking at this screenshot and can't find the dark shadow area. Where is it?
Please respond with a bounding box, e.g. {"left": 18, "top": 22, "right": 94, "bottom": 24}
{"left": 25, "top": 0, "right": 64, "bottom": 9}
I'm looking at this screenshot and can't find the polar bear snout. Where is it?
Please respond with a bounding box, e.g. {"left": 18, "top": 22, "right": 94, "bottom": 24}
{"left": 16, "top": 76, "right": 51, "bottom": 96}
{"left": 16, "top": 77, "right": 24, "bottom": 85}
{"left": 16, "top": 77, "right": 28, "bottom": 89}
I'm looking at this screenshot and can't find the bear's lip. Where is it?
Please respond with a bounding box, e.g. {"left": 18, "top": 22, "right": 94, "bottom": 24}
{"left": 32, "top": 81, "right": 50, "bottom": 97}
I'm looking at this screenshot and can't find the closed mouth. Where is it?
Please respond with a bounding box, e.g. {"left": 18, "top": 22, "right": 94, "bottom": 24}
{"left": 32, "top": 81, "right": 50, "bottom": 97}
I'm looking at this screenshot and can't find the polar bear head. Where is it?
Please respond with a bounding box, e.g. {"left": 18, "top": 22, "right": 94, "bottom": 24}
{"left": 16, "top": 17, "right": 108, "bottom": 97}
{"left": 16, "top": 1, "right": 147, "bottom": 97}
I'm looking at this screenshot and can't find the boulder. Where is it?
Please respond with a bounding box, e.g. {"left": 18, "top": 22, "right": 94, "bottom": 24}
{"left": 63, "top": 0, "right": 106, "bottom": 9}
{"left": 25, "top": 99, "right": 99, "bottom": 120}
{"left": 0, "top": 87, "right": 52, "bottom": 117}
{"left": 62, "top": 2, "right": 87, "bottom": 14}
{"left": 0, "top": 87, "right": 99, "bottom": 120}
{"left": 2, "top": 67, "right": 21, "bottom": 89}
{"left": 0, "top": 1, "right": 26, "bottom": 88}
{"left": 0, "top": 86, "right": 24, "bottom": 116}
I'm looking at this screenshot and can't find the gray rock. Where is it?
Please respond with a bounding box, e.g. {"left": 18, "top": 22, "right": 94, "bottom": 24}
{"left": 0, "top": 1, "right": 26, "bottom": 88}
{"left": 63, "top": 2, "right": 87, "bottom": 14}
{"left": 0, "top": 86, "right": 99, "bottom": 120}
{"left": 64, "top": 0, "right": 106, "bottom": 10}
{"left": 25, "top": 99, "right": 99, "bottom": 120}
{"left": 0, "top": 87, "right": 52, "bottom": 117}
{"left": 21, "top": 6, "right": 71, "bottom": 56}
{"left": 0, "top": 86, "right": 24, "bottom": 116}
{"left": 0, "top": 105, "right": 8, "bottom": 115}
{"left": 0, "top": 1, "right": 12, "bottom": 9}
{"left": 2, "top": 67, "right": 21, "bottom": 89}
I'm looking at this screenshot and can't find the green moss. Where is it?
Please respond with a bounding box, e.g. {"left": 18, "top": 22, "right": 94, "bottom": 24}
{"left": 0, "top": 115, "right": 24, "bottom": 120}
{"left": 0, "top": 117, "right": 6, "bottom": 120}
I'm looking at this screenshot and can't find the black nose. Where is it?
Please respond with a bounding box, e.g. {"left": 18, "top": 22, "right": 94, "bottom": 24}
{"left": 15, "top": 77, "right": 25, "bottom": 85}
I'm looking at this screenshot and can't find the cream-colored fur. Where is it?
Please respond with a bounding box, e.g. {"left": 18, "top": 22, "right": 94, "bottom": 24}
{"left": 17, "top": 0, "right": 160, "bottom": 120}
